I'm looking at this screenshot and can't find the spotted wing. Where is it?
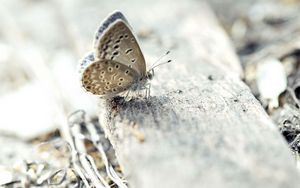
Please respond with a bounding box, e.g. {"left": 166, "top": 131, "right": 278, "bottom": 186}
{"left": 80, "top": 57, "right": 139, "bottom": 96}
{"left": 93, "top": 11, "right": 146, "bottom": 77}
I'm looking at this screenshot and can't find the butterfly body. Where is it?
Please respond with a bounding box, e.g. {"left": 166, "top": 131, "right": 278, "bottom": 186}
{"left": 79, "top": 11, "right": 151, "bottom": 97}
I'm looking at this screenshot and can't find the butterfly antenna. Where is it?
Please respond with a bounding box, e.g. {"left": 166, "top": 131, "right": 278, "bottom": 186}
{"left": 149, "top": 59, "right": 172, "bottom": 71}
{"left": 149, "top": 51, "right": 170, "bottom": 70}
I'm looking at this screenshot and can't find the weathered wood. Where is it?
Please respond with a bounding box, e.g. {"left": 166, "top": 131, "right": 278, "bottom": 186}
{"left": 97, "top": 1, "right": 300, "bottom": 188}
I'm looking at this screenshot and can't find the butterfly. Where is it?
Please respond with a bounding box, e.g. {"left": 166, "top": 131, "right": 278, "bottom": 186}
{"left": 79, "top": 11, "right": 169, "bottom": 98}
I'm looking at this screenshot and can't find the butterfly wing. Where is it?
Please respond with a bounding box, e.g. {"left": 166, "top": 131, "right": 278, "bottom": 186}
{"left": 93, "top": 11, "right": 146, "bottom": 77}
{"left": 80, "top": 52, "right": 139, "bottom": 96}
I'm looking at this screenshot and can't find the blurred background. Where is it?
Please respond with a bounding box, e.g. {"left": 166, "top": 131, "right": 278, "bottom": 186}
{"left": 1, "top": 0, "right": 300, "bottom": 187}
{"left": 0, "top": 0, "right": 186, "bottom": 139}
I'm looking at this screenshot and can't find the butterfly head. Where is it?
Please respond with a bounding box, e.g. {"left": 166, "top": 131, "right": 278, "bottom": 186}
{"left": 146, "top": 70, "right": 154, "bottom": 80}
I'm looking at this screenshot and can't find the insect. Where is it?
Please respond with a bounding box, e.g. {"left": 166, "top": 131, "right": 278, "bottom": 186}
{"left": 78, "top": 11, "right": 170, "bottom": 98}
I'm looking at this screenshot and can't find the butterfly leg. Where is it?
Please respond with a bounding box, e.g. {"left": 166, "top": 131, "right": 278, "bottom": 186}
{"left": 144, "top": 87, "right": 148, "bottom": 99}
{"left": 124, "top": 90, "right": 131, "bottom": 101}
{"left": 147, "top": 83, "right": 151, "bottom": 99}
{"left": 144, "top": 83, "right": 151, "bottom": 99}
{"left": 137, "top": 88, "right": 141, "bottom": 98}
